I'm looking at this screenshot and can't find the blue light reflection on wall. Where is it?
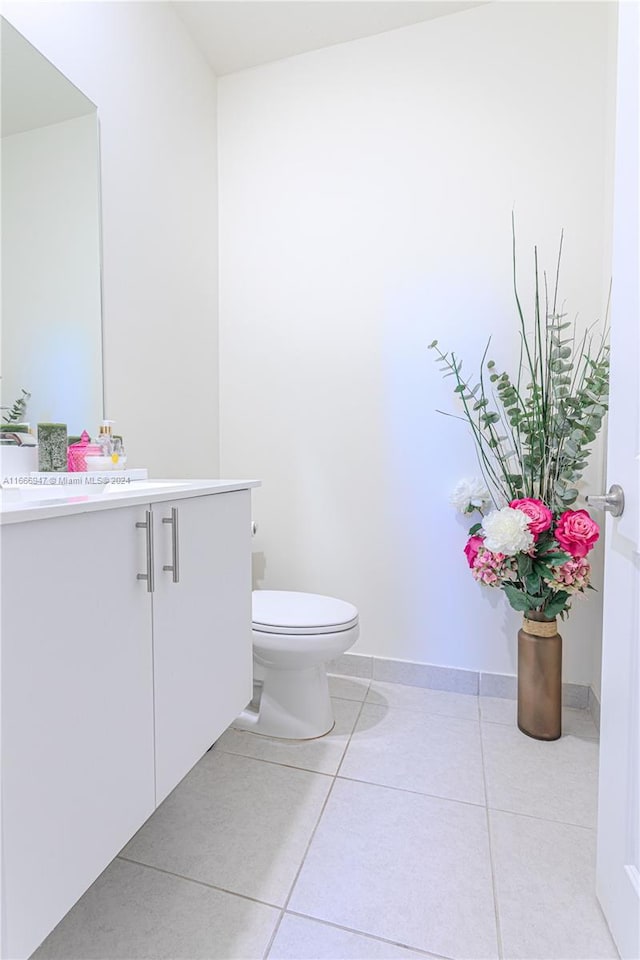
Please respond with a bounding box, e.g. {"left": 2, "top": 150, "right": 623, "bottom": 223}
{"left": 380, "top": 271, "right": 520, "bottom": 669}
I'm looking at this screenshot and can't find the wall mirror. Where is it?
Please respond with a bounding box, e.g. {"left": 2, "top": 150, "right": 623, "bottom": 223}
{"left": 1, "top": 16, "right": 104, "bottom": 438}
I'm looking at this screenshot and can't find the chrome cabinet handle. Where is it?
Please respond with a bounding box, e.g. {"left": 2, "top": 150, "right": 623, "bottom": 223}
{"left": 586, "top": 484, "right": 625, "bottom": 518}
{"left": 136, "top": 510, "right": 155, "bottom": 592}
{"left": 162, "top": 507, "right": 180, "bottom": 583}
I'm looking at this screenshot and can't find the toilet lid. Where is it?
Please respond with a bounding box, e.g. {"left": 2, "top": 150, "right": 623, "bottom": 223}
{"left": 252, "top": 590, "right": 359, "bottom": 635}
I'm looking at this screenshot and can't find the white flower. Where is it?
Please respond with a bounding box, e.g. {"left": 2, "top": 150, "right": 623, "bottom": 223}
{"left": 449, "top": 477, "right": 492, "bottom": 514}
{"left": 482, "top": 507, "right": 534, "bottom": 556}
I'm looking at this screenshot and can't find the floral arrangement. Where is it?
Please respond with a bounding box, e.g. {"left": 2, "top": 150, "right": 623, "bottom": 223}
{"left": 432, "top": 226, "right": 609, "bottom": 620}
{"left": 450, "top": 478, "right": 599, "bottom": 618}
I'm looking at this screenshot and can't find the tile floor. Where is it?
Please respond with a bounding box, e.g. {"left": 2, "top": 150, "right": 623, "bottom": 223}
{"left": 32, "top": 677, "right": 618, "bottom": 960}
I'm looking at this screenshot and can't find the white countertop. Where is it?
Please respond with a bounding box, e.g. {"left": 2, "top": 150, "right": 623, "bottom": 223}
{"left": 0, "top": 479, "right": 261, "bottom": 524}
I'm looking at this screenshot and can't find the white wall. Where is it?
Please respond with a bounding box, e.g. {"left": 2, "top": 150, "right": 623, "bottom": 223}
{"left": 2, "top": 1, "right": 219, "bottom": 477}
{"left": 219, "top": 2, "right": 616, "bottom": 683}
{"left": 2, "top": 114, "right": 103, "bottom": 435}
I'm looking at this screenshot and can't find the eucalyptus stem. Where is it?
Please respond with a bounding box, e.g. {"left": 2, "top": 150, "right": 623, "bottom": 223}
{"left": 429, "top": 224, "right": 609, "bottom": 516}
{"left": 432, "top": 345, "right": 510, "bottom": 502}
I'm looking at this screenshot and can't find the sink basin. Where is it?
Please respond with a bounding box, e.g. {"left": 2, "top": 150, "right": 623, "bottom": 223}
{"left": 1, "top": 483, "right": 107, "bottom": 501}
{"left": 102, "top": 479, "right": 194, "bottom": 493}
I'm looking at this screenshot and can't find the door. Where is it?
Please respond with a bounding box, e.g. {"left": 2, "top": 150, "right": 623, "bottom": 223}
{"left": 1, "top": 507, "right": 155, "bottom": 960}
{"left": 595, "top": 3, "right": 640, "bottom": 956}
{"left": 152, "top": 491, "right": 253, "bottom": 804}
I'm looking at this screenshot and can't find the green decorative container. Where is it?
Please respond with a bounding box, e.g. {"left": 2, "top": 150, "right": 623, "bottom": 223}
{"left": 37, "top": 423, "right": 68, "bottom": 472}
{"left": 0, "top": 423, "right": 30, "bottom": 435}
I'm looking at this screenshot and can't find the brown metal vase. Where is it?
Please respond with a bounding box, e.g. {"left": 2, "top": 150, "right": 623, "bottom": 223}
{"left": 517, "top": 612, "right": 562, "bottom": 741}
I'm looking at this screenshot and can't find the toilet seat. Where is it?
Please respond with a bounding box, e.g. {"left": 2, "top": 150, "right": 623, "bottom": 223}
{"left": 252, "top": 590, "right": 358, "bottom": 636}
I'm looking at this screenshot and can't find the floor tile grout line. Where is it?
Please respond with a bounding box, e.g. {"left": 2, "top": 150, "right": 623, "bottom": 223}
{"left": 334, "top": 690, "right": 368, "bottom": 781}
{"left": 214, "top": 741, "right": 597, "bottom": 830}
{"left": 334, "top": 773, "right": 487, "bottom": 810}
{"left": 487, "top": 804, "right": 598, "bottom": 832}
{"left": 479, "top": 714, "right": 505, "bottom": 960}
{"left": 212, "top": 745, "right": 493, "bottom": 813}
{"left": 283, "top": 908, "right": 456, "bottom": 960}
{"left": 213, "top": 745, "right": 338, "bottom": 779}
{"left": 263, "top": 694, "right": 369, "bottom": 960}
{"left": 261, "top": 771, "right": 338, "bottom": 960}
{"left": 363, "top": 704, "right": 483, "bottom": 724}
{"left": 335, "top": 676, "right": 485, "bottom": 713}
{"left": 115, "top": 855, "right": 282, "bottom": 910}
{"left": 330, "top": 696, "right": 369, "bottom": 703}
{"left": 328, "top": 674, "right": 372, "bottom": 700}
{"left": 361, "top": 683, "right": 481, "bottom": 721}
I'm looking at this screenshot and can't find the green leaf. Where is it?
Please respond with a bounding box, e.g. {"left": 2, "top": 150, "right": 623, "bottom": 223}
{"left": 525, "top": 594, "right": 547, "bottom": 607}
{"left": 428, "top": 340, "right": 438, "bottom": 349}
{"left": 525, "top": 572, "right": 541, "bottom": 595}
{"left": 544, "top": 591, "right": 570, "bottom": 618}
{"left": 541, "top": 551, "right": 571, "bottom": 565}
{"left": 517, "top": 555, "right": 533, "bottom": 578}
{"left": 503, "top": 583, "right": 531, "bottom": 612}
{"left": 536, "top": 532, "right": 555, "bottom": 549}
{"left": 468, "top": 522, "right": 482, "bottom": 536}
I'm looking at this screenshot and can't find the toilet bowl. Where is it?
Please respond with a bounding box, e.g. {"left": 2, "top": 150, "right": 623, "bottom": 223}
{"left": 234, "top": 590, "right": 359, "bottom": 739}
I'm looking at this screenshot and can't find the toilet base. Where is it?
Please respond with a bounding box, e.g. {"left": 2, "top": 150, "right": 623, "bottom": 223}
{"left": 234, "top": 662, "right": 334, "bottom": 739}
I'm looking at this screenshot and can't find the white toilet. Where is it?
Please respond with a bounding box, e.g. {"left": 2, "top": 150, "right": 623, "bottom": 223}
{"left": 234, "top": 590, "right": 359, "bottom": 739}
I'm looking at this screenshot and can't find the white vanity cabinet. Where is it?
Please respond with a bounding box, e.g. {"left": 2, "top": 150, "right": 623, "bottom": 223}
{"left": 150, "top": 491, "right": 252, "bottom": 803}
{"left": 1, "top": 505, "right": 156, "bottom": 960}
{"left": 0, "top": 482, "right": 256, "bottom": 960}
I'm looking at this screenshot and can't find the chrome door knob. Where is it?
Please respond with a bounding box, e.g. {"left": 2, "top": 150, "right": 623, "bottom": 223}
{"left": 585, "top": 483, "right": 625, "bottom": 518}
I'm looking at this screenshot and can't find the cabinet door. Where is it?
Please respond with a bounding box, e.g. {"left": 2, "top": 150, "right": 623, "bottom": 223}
{"left": 0, "top": 507, "right": 155, "bottom": 960}
{"left": 152, "top": 491, "right": 253, "bottom": 803}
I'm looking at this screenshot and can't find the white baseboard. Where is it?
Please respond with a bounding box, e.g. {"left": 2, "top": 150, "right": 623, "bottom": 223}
{"left": 328, "top": 653, "right": 591, "bottom": 709}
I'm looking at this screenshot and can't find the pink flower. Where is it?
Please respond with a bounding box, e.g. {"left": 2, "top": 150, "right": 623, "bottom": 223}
{"left": 464, "top": 535, "right": 484, "bottom": 568}
{"left": 510, "top": 498, "right": 553, "bottom": 538}
{"left": 546, "top": 557, "right": 591, "bottom": 593}
{"left": 554, "top": 509, "right": 599, "bottom": 559}
{"left": 471, "top": 547, "right": 508, "bottom": 588}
